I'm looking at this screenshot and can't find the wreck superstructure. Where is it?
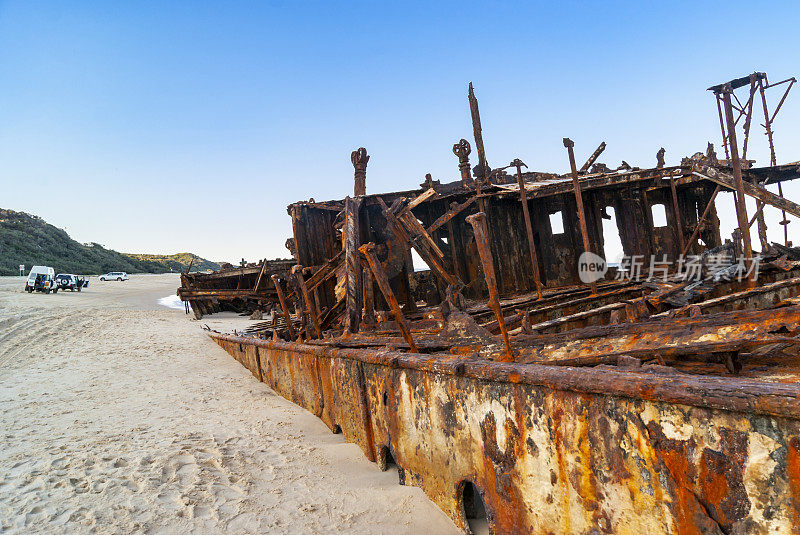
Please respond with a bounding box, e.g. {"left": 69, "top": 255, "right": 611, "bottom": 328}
{"left": 178, "top": 258, "right": 295, "bottom": 317}
{"left": 181, "top": 73, "right": 800, "bottom": 533}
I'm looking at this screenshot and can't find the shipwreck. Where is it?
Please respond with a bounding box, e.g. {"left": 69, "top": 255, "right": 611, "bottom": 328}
{"left": 179, "top": 73, "right": 800, "bottom": 534}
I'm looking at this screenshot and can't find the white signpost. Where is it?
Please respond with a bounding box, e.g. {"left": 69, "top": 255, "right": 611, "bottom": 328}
{"left": 19, "top": 265, "right": 25, "bottom": 276}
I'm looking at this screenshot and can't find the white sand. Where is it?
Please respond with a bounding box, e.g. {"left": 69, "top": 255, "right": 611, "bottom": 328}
{"left": 0, "top": 274, "right": 458, "bottom": 534}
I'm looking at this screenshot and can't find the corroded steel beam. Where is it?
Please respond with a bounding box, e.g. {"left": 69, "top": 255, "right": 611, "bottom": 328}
{"left": 343, "top": 196, "right": 362, "bottom": 334}
{"left": 564, "top": 138, "right": 598, "bottom": 295}
{"left": 579, "top": 141, "right": 606, "bottom": 173}
{"left": 466, "top": 212, "right": 512, "bottom": 360}
{"left": 426, "top": 196, "right": 475, "bottom": 235}
{"left": 304, "top": 250, "right": 343, "bottom": 293}
{"left": 517, "top": 304, "right": 800, "bottom": 365}
{"left": 695, "top": 167, "right": 800, "bottom": 219}
{"left": 513, "top": 158, "right": 543, "bottom": 299}
{"left": 378, "top": 196, "right": 461, "bottom": 289}
{"left": 468, "top": 82, "right": 489, "bottom": 180}
{"left": 361, "top": 262, "right": 376, "bottom": 326}
{"left": 177, "top": 288, "right": 277, "bottom": 298}
{"left": 293, "top": 265, "right": 321, "bottom": 339}
{"left": 271, "top": 274, "right": 296, "bottom": 340}
{"left": 721, "top": 85, "right": 755, "bottom": 286}
{"left": 359, "top": 242, "right": 418, "bottom": 353}
{"left": 253, "top": 258, "right": 268, "bottom": 292}
{"left": 682, "top": 185, "right": 721, "bottom": 257}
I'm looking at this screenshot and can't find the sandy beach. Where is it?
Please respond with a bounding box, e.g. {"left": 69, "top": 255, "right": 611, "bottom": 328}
{"left": 0, "top": 274, "right": 458, "bottom": 534}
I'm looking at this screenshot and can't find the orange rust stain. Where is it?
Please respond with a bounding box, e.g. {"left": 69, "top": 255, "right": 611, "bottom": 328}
{"left": 550, "top": 397, "right": 572, "bottom": 535}
{"left": 698, "top": 456, "right": 730, "bottom": 524}
{"left": 575, "top": 395, "right": 599, "bottom": 518}
{"left": 478, "top": 411, "right": 524, "bottom": 534}
{"left": 658, "top": 447, "right": 698, "bottom": 535}
{"left": 287, "top": 353, "right": 296, "bottom": 396}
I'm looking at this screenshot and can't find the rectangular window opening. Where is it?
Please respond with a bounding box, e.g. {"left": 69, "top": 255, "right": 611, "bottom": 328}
{"left": 602, "top": 207, "right": 624, "bottom": 264}
{"left": 651, "top": 203, "right": 668, "bottom": 228}
{"left": 549, "top": 211, "right": 565, "bottom": 235}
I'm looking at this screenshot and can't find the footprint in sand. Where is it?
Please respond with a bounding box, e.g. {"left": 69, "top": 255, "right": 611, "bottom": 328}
{"left": 120, "top": 477, "right": 139, "bottom": 492}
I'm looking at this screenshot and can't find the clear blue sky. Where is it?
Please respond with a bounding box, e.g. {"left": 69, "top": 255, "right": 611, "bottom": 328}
{"left": 2, "top": 1, "right": 798, "bottom": 263}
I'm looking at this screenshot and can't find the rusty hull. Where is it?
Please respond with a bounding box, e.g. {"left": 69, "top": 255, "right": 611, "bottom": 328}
{"left": 210, "top": 332, "right": 800, "bottom": 534}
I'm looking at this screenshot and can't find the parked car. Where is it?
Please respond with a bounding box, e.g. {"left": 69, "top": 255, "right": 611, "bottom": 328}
{"left": 25, "top": 266, "right": 58, "bottom": 293}
{"left": 100, "top": 272, "right": 128, "bottom": 281}
{"left": 55, "top": 274, "right": 86, "bottom": 291}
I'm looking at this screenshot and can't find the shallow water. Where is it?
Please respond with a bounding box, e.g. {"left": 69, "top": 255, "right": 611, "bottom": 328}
{"left": 157, "top": 294, "right": 184, "bottom": 310}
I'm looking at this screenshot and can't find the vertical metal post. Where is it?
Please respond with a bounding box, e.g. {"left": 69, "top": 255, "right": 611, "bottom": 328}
{"left": 352, "top": 147, "right": 369, "bottom": 197}
{"left": 721, "top": 86, "right": 756, "bottom": 287}
{"left": 512, "top": 159, "right": 543, "bottom": 299}
{"left": 359, "top": 243, "right": 418, "bottom": 353}
{"left": 465, "top": 212, "right": 512, "bottom": 361}
{"left": 468, "top": 83, "right": 489, "bottom": 182}
{"left": 758, "top": 78, "right": 790, "bottom": 246}
{"left": 253, "top": 258, "right": 267, "bottom": 293}
{"left": 271, "top": 274, "right": 296, "bottom": 340}
{"left": 303, "top": 266, "right": 323, "bottom": 320}
{"left": 716, "top": 95, "right": 731, "bottom": 161}
{"left": 681, "top": 185, "right": 721, "bottom": 257}
{"left": 343, "top": 196, "right": 362, "bottom": 334}
{"left": 362, "top": 261, "right": 376, "bottom": 326}
{"left": 740, "top": 75, "right": 770, "bottom": 249}
{"left": 452, "top": 138, "right": 473, "bottom": 186}
{"left": 563, "top": 138, "right": 598, "bottom": 295}
{"left": 292, "top": 265, "right": 322, "bottom": 338}
{"left": 741, "top": 75, "right": 758, "bottom": 161}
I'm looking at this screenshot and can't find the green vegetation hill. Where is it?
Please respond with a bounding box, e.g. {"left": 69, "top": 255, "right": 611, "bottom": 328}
{"left": 0, "top": 209, "right": 220, "bottom": 276}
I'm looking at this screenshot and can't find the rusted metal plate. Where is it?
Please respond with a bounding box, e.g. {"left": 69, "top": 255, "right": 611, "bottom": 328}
{"left": 210, "top": 333, "right": 800, "bottom": 534}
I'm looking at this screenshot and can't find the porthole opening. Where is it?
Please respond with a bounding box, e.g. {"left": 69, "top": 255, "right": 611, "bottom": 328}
{"left": 379, "top": 445, "right": 397, "bottom": 471}
{"left": 461, "top": 481, "right": 488, "bottom": 535}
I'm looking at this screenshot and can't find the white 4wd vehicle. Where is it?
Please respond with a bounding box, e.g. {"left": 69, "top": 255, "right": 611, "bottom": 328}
{"left": 56, "top": 274, "right": 84, "bottom": 291}
{"left": 25, "top": 266, "right": 58, "bottom": 293}
{"left": 100, "top": 272, "right": 128, "bottom": 281}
